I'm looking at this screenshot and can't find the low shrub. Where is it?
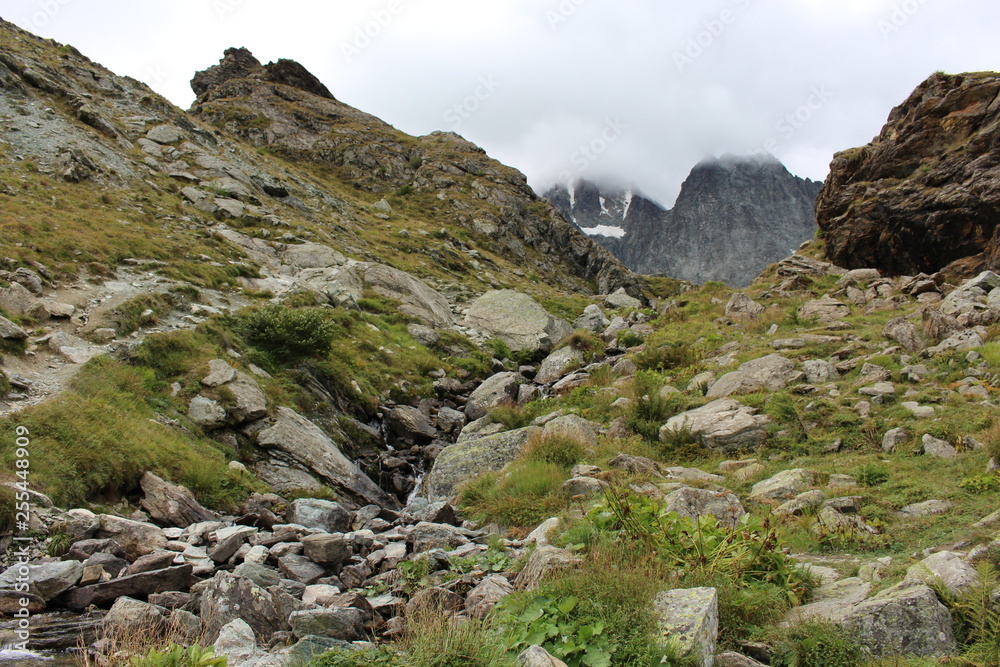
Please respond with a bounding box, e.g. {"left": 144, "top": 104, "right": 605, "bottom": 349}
{"left": 232, "top": 305, "right": 341, "bottom": 362}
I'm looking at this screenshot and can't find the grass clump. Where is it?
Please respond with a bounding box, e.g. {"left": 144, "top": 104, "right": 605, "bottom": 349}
{"left": 458, "top": 460, "right": 569, "bottom": 529}
{"left": 309, "top": 608, "right": 515, "bottom": 667}
{"left": 522, "top": 432, "right": 587, "bottom": 469}
{"left": 0, "top": 356, "right": 254, "bottom": 509}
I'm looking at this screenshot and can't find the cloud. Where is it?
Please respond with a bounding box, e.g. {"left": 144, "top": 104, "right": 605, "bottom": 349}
{"left": 4, "top": 0, "right": 999, "bottom": 205}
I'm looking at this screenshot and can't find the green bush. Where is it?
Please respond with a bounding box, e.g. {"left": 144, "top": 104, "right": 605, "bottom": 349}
{"left": 855, "top": 463, "right": 890, "bottom": 487}
{"left": 233, "top": 305, "right": 340, "bottom": 362}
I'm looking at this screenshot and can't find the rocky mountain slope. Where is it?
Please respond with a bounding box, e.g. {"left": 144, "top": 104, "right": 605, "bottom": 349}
{"left": 3, "top": 19, "right": 1000, "bottom": 667}
{"left": 545, "top": 155, "right": 822, "bottom": 287}
{"left": 817, "top": 71, "right": 1000, "bottom": 279}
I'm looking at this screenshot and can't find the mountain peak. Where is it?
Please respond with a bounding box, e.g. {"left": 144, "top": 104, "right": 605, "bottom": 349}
{"left": 190, "top": 47, "right": 335, "bottom": 103}
{"left": 544, "top": 155, "right": 821, "bottom": 286}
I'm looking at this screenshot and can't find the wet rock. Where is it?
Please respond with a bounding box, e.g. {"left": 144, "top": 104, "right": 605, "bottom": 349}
{"left": 0, "top": 561, "right": 82, "bottom": 601}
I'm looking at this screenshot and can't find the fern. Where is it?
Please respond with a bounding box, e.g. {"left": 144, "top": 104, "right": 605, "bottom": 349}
{"left": 933, "top": 562, "right": 1000, "bottom": 662}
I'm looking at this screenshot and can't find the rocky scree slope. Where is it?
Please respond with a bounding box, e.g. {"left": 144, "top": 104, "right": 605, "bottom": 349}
{"left": 545, "top": 155, "right": 821, "bottom": 287}
{"left": 817, "top": 71, "right": 1000, "bottom": 279}
{"left": 9, "top": 247, "right": 1000, "bottom": 666}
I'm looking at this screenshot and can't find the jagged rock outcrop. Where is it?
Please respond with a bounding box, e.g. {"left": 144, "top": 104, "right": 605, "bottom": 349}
{"left": 545, "top": 156, "right": 821, "bottom": 287}
{"left": 817, "top": 71, "right": 1000, "bottom": 278}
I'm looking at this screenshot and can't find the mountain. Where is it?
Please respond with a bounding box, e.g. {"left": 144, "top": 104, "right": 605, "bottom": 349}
{"left": 544, "top": 154, "right": 823, "bottom": 286}
{"left": 817, "top": 71, "right": 1000, "bottom": 280}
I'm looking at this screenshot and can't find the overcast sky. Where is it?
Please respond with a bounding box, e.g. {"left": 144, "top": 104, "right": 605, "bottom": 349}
{"left": 4, "top": 1, "right": 999, "bottom": 205}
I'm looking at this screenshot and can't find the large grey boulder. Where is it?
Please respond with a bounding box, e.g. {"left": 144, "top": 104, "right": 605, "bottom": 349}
{"left": 139, "top": 472, "right": 218, "bottom": 528}
{"left": 465, "top": 372, "right": 520, "bottom": 422}
{"left": 785, "top": 577, "right": 871, "bottom": 624}
{"left": 514, "top": 547, "right": 582, "bottom": 590}
{"left": 0, "top": 281, "right": 45, "bottom": 318}
{"left": 544, "top": 414, "right": 598, "bottom": 448}
{"left": 749, "top": 469, "right": 818, "bottom": 503}
{"left": 289, "top": 608, "right": 367, "bottom": 641}
{"left": 660, "top": 399, "right": 769, "bottom": 453}
{"left": 725, "top": 293, "right": 765, "bottom": 320}
{"left": 664, "top": 487, "right": 746, "bottom": 529}
{"left": 573, "top": 305, "right": 610, "bottom": 333}
{"left": 534, "top": 346, "right": 585, "bottom": 385}
{"left": 653, "top": 587, "right": 718, "bottom": 667}
{"left": 926, "top": 329, "right": 986, "bottom": 356}
{"left": 841, "top": 582, "right": 957, "bottom": 658}
{"left": 200, "top": 572, "right": 288, "bottom": 644}
{"left": 803, "top": 359, "right": 840, "bottom": 384}
{"left": 797, "top": 296, "right": 850, "bottom": 323}
{"left": 706, "top": 355, "right": 799, "bottom": 398}
{"left": 466, "top": 574, "right": 514, "bottom": 620}
{"left": 0, "top": 561, "right": 82, "bottom": 601}
{"left": 884, "top": 317, "right": 926, "bottom": 353}
{"left": 362, "top": 263, "right": 454, "bottom": 327}
{"left": 422, "top": 426, "right": 539, "bottom": 502}
{"left": 905, "top": 551, "right": 979, "bottom": 595}
{"left": 385, "top": 405, "right": 436, "bottom": 443}
{"left": 465, "top": 290, "right": 572, "bottom": 353}
{"left": 254, "top": 407, "right": 398, "bottom": 508}
{"left": 225, "top": 372, "right": 269, "bottom": 424}
{"left": 63, "top": 565, "right": 194, "bottom": 610}
{"left": 287, "top": 498, "right": 353, "bottom": 533}
{"left": 96, "top": 515, "right": 168, "bottom": 561}
{"left": 923, "top": 434, "right": 957, "bottom": 459}
{"left": 0, "top": 315, "right": 28, "bottom": 340}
